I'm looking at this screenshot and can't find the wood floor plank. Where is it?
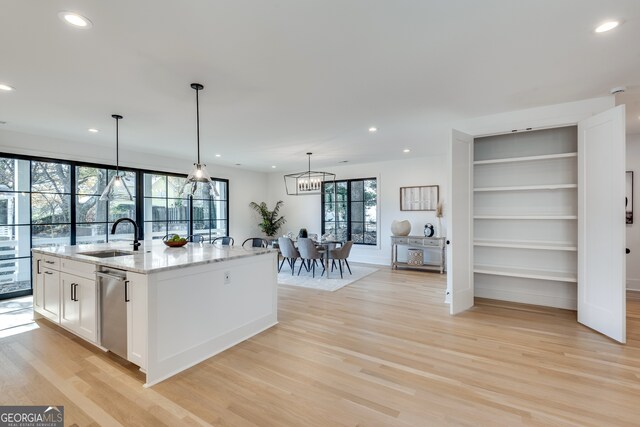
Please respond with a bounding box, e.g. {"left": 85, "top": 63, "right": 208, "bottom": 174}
{"left": 0, "top": 266, "right": 639, "bottom": 426}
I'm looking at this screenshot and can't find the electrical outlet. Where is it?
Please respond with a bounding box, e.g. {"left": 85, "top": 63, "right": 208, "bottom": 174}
{"left": 224, "top": 271, "right": 231, "bottom": 284}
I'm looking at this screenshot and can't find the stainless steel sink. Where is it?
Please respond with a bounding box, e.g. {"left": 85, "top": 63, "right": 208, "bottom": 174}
{"left": 78, "top": 250, "right": 137, "bottom": 258}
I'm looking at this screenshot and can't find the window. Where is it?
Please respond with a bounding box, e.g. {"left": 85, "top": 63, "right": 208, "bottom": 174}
{"left": 191, "top": 180, "right": 228, "bottom": 242}
{"left": 143, "top": 173, "right": 190, "bottom": 239}
{"left": 0, "top": 152, "right": 230, "bottom": 300}
{"left": 31, "top": 161, "right": 72, "bottom": 248}
{"left": 0, "top": 158, "right": 31, "bottom": 298}
{"left": 322, "top": 178, "right": 377, "bottom": 245}
{"left": 76, "top": 167, "right": 137, "bottom": 244}
{"left": 142, "top": 172, "right": 228, "bottom": 241}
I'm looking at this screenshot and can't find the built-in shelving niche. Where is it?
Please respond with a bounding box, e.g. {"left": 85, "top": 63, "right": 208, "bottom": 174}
{"left": 473, "top": 126, "right": 578, "bottom": 309}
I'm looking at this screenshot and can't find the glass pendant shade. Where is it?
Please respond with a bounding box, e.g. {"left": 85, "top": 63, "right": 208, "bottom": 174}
{"left": 100, "top": 114, "right": 133, "bottom": 201}
{"left": 100, "top": 174, "right": 133, "bottom": 201}
{"left": 181, "top": 162, "right": 219, "bottom": 197}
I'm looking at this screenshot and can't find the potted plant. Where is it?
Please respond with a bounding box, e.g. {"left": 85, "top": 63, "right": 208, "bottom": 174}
{"left": 249, "top": 201, "right": 286, "bottom": 245}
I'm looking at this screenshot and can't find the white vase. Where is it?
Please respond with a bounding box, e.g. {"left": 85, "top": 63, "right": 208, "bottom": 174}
{"left": 391, "top": 220, "right": 411, "bottom": 236}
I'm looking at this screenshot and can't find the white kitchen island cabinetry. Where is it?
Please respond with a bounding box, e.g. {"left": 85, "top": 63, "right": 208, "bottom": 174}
{"left": 33, "top": 241, "right": 278, "bottom": 387}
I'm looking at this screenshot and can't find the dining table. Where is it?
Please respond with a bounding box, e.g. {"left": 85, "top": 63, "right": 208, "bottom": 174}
{"left": 291, "top": 238, "right": 344, "bottom": 278}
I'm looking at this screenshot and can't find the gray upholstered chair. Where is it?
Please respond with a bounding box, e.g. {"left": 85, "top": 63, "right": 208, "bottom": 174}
{"left": 329, "top": 241, "right": 353, "bottom": 278}
{"left": 278, "top": 237, "right": 300, "bottom": 275}
{"left": 297, "top": 237, "right": 325, "bottom": 278}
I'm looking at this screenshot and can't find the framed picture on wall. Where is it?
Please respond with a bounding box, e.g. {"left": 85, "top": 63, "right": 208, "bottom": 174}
{"left": 627, "top": 171, "right": 633, "bottom": 224}
{"left": 400, "top": 185, "right": 439, "bottom": 211}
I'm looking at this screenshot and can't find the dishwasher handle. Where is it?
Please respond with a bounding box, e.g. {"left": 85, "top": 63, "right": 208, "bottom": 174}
{"left": 95, "top": 271, "right": 127, "bottom": 281}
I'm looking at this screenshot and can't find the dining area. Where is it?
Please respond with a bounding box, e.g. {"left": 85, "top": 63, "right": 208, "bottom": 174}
{"left": 277, "top": 230, "right": 354, "bottom": 279}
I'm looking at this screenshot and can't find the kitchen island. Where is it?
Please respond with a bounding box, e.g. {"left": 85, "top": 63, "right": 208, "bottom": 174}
{"left": 32, "top": 241, "right": 278, "bottom": 386}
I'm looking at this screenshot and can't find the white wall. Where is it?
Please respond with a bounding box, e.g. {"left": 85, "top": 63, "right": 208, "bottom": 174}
{"left": 266, "top": 156, "right": 447, "bottom": 265}
{"left": 0, "top": 129, "right": 268, "bottom": 243}
{"left": 626, "top": 133, "right": 640, "bottom": 290}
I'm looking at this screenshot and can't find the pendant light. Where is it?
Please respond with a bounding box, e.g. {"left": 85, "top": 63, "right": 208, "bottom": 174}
{"left": 100, "top": 114, "right": 133, "bottom": 201}
{"left": 283, "top": 152, "right": 336, "bottom": 195}
{"left": 181, "top": 83, "right": 219, "bottom": 197}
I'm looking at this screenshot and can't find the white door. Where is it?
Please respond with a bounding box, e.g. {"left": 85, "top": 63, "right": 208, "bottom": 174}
{"left": 447, "top": 129, "right": 474, "bottom": 314}
{"left": 578, "top": 105, "right": 626, "bottom": 343}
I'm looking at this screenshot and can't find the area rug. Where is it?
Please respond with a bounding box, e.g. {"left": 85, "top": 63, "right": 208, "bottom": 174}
{"left": 278, "top": 263, "right": 378, "bottom": 292}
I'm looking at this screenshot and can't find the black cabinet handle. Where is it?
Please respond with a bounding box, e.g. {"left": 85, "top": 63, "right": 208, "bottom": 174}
{"left": 44, "top": 271, "right": 53, "bottom": 275}
{"left": 626, "top": 248, "right": 631, "bottom": 254}
{"left": 124, "top": 280, "right": 130, "bottom": 302}
{"left": 37, "top": 259, "right": 41, "bottom": 274}
{"left": 70, "top": 283, "right": 75, "bottom": 301}
{"left": 73, "top": 283, "right": 79, "bottom": 301}
{"left": 446, "top": 240, "right": 451, "bottom": 245}
{"left": 45, "top": 260, "right": 55, "bottom": 264}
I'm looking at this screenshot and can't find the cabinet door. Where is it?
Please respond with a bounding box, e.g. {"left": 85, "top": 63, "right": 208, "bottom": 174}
{"left": 33, "top": 256, "right": 44, "bottom": 311}
{"left": 41, "top": 268, "right": 60, "bottom": 322}
{"left": 60, "top": 273, "right": 79, "bottom": 330}
{"left": 126, "top": 271, "right": 147, "bottom": 369}
{"left": 447, "top": 129, "right": 474, "bottom": 314}
{"left": 578, "top": 105, "right": 626, "bottom": 343}
{"left": 76, "top": 276, "right": 97, "bottom": 342}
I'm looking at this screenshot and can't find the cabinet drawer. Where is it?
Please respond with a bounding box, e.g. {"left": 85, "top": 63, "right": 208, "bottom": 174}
{"left": 407, "top": 238, "right": 424, "bottom": 245}
{"left": 42, "top": 255, "right": 60, "bottom": 270}
{"left": 392, "top": 237, "right": 408, "bottom": 244}
{"left": 422, "top": 239, "right": 440, "bottom": 247}
{"left": 60, "top": 258, "right": 96, "bottom": 280}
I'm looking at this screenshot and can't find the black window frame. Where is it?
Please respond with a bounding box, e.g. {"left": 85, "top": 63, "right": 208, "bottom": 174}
{"left": 321, "top": 177, "right": 377, "bottom": 246}
{"left": 0, "top": 151, "right": 230, "bottom": 301}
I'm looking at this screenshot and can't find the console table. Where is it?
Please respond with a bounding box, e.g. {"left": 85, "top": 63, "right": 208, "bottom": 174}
{"left": 391, "top": 236, "right": 446, "bottom": 274}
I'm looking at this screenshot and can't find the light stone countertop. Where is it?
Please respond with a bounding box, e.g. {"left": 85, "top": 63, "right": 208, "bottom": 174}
{"left": 32, "top": 240, "right": 276, "bottom": 274}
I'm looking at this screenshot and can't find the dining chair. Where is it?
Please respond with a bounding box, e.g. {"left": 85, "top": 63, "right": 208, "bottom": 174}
{"left": 297, "top": 237, "right": 325, "bottom": 278}
{"left": 329, "top": 241, "right": 353, "bottom": 278}
{"left": 211, "top": 236, "right": 234, "bottom": 247}
{"left": 242, "top": 237, "right": 268, "bottom": 248}
{"left": 278, "top": 237, "right": 300, "bottom": 275}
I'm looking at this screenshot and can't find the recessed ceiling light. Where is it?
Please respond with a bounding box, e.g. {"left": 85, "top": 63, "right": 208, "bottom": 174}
{"left": 339, "top": 160, "right": 349, "bottom": 163}
{"left": 215, "top": 154, "right": 221, "bottom": 158}
{"left": 403, "top": 149, "right": 410, "bottom": 153}
{"left": 58, "top": 11, "right": 93, "bottom": 29}
{"left": 368, "top": 127, "right": 378, "bottom": 133}
{"left": 235, "top": 163, "right": 242, "bottom": 166}
{"left": 0, "top": 121, "right": 6, "bottom": 125}
{"left": 271, "top": 165, "right": 277, "bottom": 169}
{"left": 595, "top": 21, "right": 620, "bottom": 33}
{"left": 0, "top": 84, "right": 14, "bottom": 91}
{"left": 88, "top": 128, "right": 99, "bottom": 133}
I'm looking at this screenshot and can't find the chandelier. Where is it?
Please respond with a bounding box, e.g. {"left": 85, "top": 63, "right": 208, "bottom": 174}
{"left": 283, "top": 153, "right": 336, "bottom": 195}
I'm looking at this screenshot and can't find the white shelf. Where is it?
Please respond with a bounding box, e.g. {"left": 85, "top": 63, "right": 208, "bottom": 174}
{"left": 474, "top": 239, "right": 577, "bottom": 251}
{"left": 474, "top": 184, "right": 577, "bottom": 192}
{"left": 473, "top": 152, "right": 577, "bottom": 166}
{"left": 474, "top": 215, "right": 577, "bottom": 220}
{"left": 474, "top": 264, "right": 577, "bottom": 283}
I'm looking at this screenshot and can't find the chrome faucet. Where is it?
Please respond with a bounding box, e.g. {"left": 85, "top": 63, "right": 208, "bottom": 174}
{"left": 111, "top": 218, "right": 141, "bottom": 251}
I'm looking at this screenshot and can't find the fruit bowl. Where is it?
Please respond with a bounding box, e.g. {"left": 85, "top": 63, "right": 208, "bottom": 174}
{"left": 163, "top": 234, "right": 188, "bottom": 247}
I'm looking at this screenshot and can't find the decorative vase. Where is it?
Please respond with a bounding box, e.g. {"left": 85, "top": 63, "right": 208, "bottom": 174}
{"left": 391, "top": 220, "right": 411, "bottom": 236}
{"left": 436, "top": 217, "right": 442, "bottom": 238}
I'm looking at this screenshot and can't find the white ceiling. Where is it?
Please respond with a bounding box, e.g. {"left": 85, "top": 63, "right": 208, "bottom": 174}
{"left": 1, "top": 0, "right": 639, "bottom": 172}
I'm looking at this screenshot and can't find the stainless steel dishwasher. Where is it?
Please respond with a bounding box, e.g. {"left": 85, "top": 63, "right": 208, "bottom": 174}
{"left": 96, "top": 268, "right": 129, "bottom": 359}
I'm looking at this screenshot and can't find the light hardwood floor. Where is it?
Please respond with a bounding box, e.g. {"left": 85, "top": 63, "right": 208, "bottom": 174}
{"left": 1, "top": 267, "right": 639, "bottom": 426}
